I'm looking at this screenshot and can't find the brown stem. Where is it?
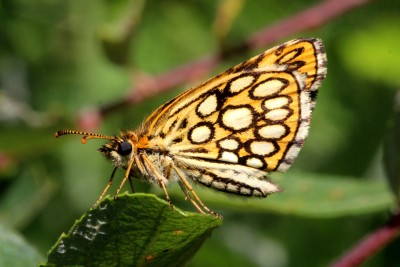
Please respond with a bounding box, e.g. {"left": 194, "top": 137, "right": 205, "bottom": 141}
{"left": 329, "top": 211, "right": 400, "bottom": 267}
{"left": 247, "top": 0, "right": 372, "bottom": 49}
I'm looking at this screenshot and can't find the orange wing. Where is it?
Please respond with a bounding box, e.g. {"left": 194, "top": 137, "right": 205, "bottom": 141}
{"left": 138, "top": 38, "right": 326, "bottom": 173}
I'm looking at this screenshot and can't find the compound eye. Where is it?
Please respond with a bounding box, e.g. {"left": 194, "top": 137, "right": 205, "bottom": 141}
{"left": 118, "top": 141, "right": 132, "bottom": 156}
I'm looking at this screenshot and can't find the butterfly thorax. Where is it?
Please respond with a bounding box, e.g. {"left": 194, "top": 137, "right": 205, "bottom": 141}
{"left": 98, "top": 130, "right": 171, "bottom": 179}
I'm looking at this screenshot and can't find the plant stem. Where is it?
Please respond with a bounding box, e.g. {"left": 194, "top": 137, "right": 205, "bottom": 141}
{"left": 330, "top": 211, "right": 400, "bottom": 267}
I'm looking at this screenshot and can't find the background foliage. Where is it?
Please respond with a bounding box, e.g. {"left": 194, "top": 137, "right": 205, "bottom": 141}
{"left": 1, "top": 0, "right": 400, "bottom": 266}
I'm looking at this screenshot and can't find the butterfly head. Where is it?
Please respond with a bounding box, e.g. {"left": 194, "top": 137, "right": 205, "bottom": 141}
{"left": 55, "top": 129, "right": 138, "bottom": 168}
{"left": 98, "top": 131, "right": 139, "bottom": 168}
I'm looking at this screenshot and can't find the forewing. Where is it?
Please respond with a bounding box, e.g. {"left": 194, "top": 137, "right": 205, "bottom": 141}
{"left": 141, "top": 38, "right": 327, "bottom": 174}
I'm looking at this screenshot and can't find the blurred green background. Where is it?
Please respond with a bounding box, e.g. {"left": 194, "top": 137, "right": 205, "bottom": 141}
{"left": 1, "top": 0, "right": 400, "bottom": 266}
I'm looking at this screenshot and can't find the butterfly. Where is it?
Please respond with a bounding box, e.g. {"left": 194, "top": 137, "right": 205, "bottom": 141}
{"left": 56, "top": 38, "right": 327, "bottom": 218}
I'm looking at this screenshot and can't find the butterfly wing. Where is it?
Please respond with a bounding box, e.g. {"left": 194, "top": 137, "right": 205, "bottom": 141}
{"left": 138, "top": 38, "right": 327, "bottom": 196}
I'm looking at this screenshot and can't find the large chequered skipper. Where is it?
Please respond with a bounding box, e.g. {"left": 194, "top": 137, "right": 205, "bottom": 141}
{"left": 56, "top": 38, "right": 327, "bottom": 218}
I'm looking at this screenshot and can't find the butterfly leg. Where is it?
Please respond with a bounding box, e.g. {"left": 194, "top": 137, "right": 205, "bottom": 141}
{"left": 112, "top": 149, "right": 147, "bottom": 200}
{"left": 163, "top": 161, "right": 206, "bottom": 213}
{"left": 171, "top": 164, "right": 222, "bottom": 219}
{"left": 114, "top": 157, "right": 135, "bottom": 200}
{"left": 140, "top": 153, "right": 174, "bottom": 210}
{"left": 94, "top": 166, "right": 118, "bottom": 207}
{"left": 177, "top": 180, "right": 208, "bottom": 215}
{"left": 132, "top": 147, "right": 146, "bottom": 174}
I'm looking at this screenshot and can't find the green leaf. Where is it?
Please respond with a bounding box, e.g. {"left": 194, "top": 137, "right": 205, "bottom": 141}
{"left": 175, "top": 172, "right": 394, "bottom": 218}
{"left": 338, "top": 17, "right": 400, "bottom": 87}
{"left": 44, "top": 193, "right": 222, "bottom": 267}
{"left": 384, "top": 91, "right": 400, "bottom": 205}
{"left": 98, "top": 0, "right": 146, "bottom": 66}
{"left": 0, "top": 168, "right": 57, "bottom": 229}
{"left": 0, "top": 224, "right": 43, "bottom": 267}
{"left": 261, "top": 172, "right": 394, "bottom": 217}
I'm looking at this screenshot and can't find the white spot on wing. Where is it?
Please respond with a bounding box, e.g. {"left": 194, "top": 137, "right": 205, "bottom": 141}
{"left": 252, "top": 78, "right": 287, "bottom": 98}
{"left": 250, "top": 141, "right": 275, "bottom": 156}
{"left": 263, "top": 97, "right": 289, "bottom": 109}
{"left": 246, "top": 157, "right": 264, "bottom": 168}
{"left": 226, "top": 183, "right": 238, "bottom": 192}
{"left": 240, "top": 187, "right": 251, "bottom": 195}
{"left": 258, "top": 125, "right": 287, "bottom": 139}
{"left": 190, "top": 125, "right": 211, "bottom": 143}
{"left": 222, "top": 106, "right": 253, "bottom": 130}
{"left": 220, "top": 151, "right": 239, "bottom": 163}
{"left": 198, "top": 174, "right": 213, "bottom": 185}
{"left": 197, "top": 94, "right": 218, "bottom": 117}
{"left": 212, "top": 181, "right": 226, "bottom": 190}
{"left": 265, "top": 109, "right": 290, "bottom": 121}
{"left": 230, "top": 75, "right": 255, "bottom": 93}
{"left": 219, "top": 139, "right": 239, "bottom": 150}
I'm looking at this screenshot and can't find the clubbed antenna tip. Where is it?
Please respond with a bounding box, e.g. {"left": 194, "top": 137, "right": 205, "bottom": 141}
{"left": 55, "top": 130, "right": 116, "bottom": 144}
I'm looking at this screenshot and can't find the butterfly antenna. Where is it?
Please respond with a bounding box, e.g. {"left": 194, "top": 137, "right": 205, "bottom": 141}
{"left": 55, "top": 130, "right": 116, "bottom": 144}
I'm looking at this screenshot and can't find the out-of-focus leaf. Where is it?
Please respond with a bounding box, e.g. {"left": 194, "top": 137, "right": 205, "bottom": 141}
{"left": 384, "top": 91, "right": 400, "bottom": 205}
{"left": 44, "top": 193, "right": 221, "bottom": 267}
{"left": 0, "top": 224, "right": 43, "bottom": 267}
{"left": 0, "top": 127, "right": 58, "bottom": 155}
{"left": 98, "top": 0, "right": 146, "bottom": 65}
{"left": 338, "top": 17, "right": 400, "bottom": 87}
{"left": 0, "top": 166, "right": 58, "bottom": 229}
{"left": 213, "top": 0, "right": 245, "bottom": 42}
{"left": 170, "top": 172, "right": 394, "bottom": 218}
